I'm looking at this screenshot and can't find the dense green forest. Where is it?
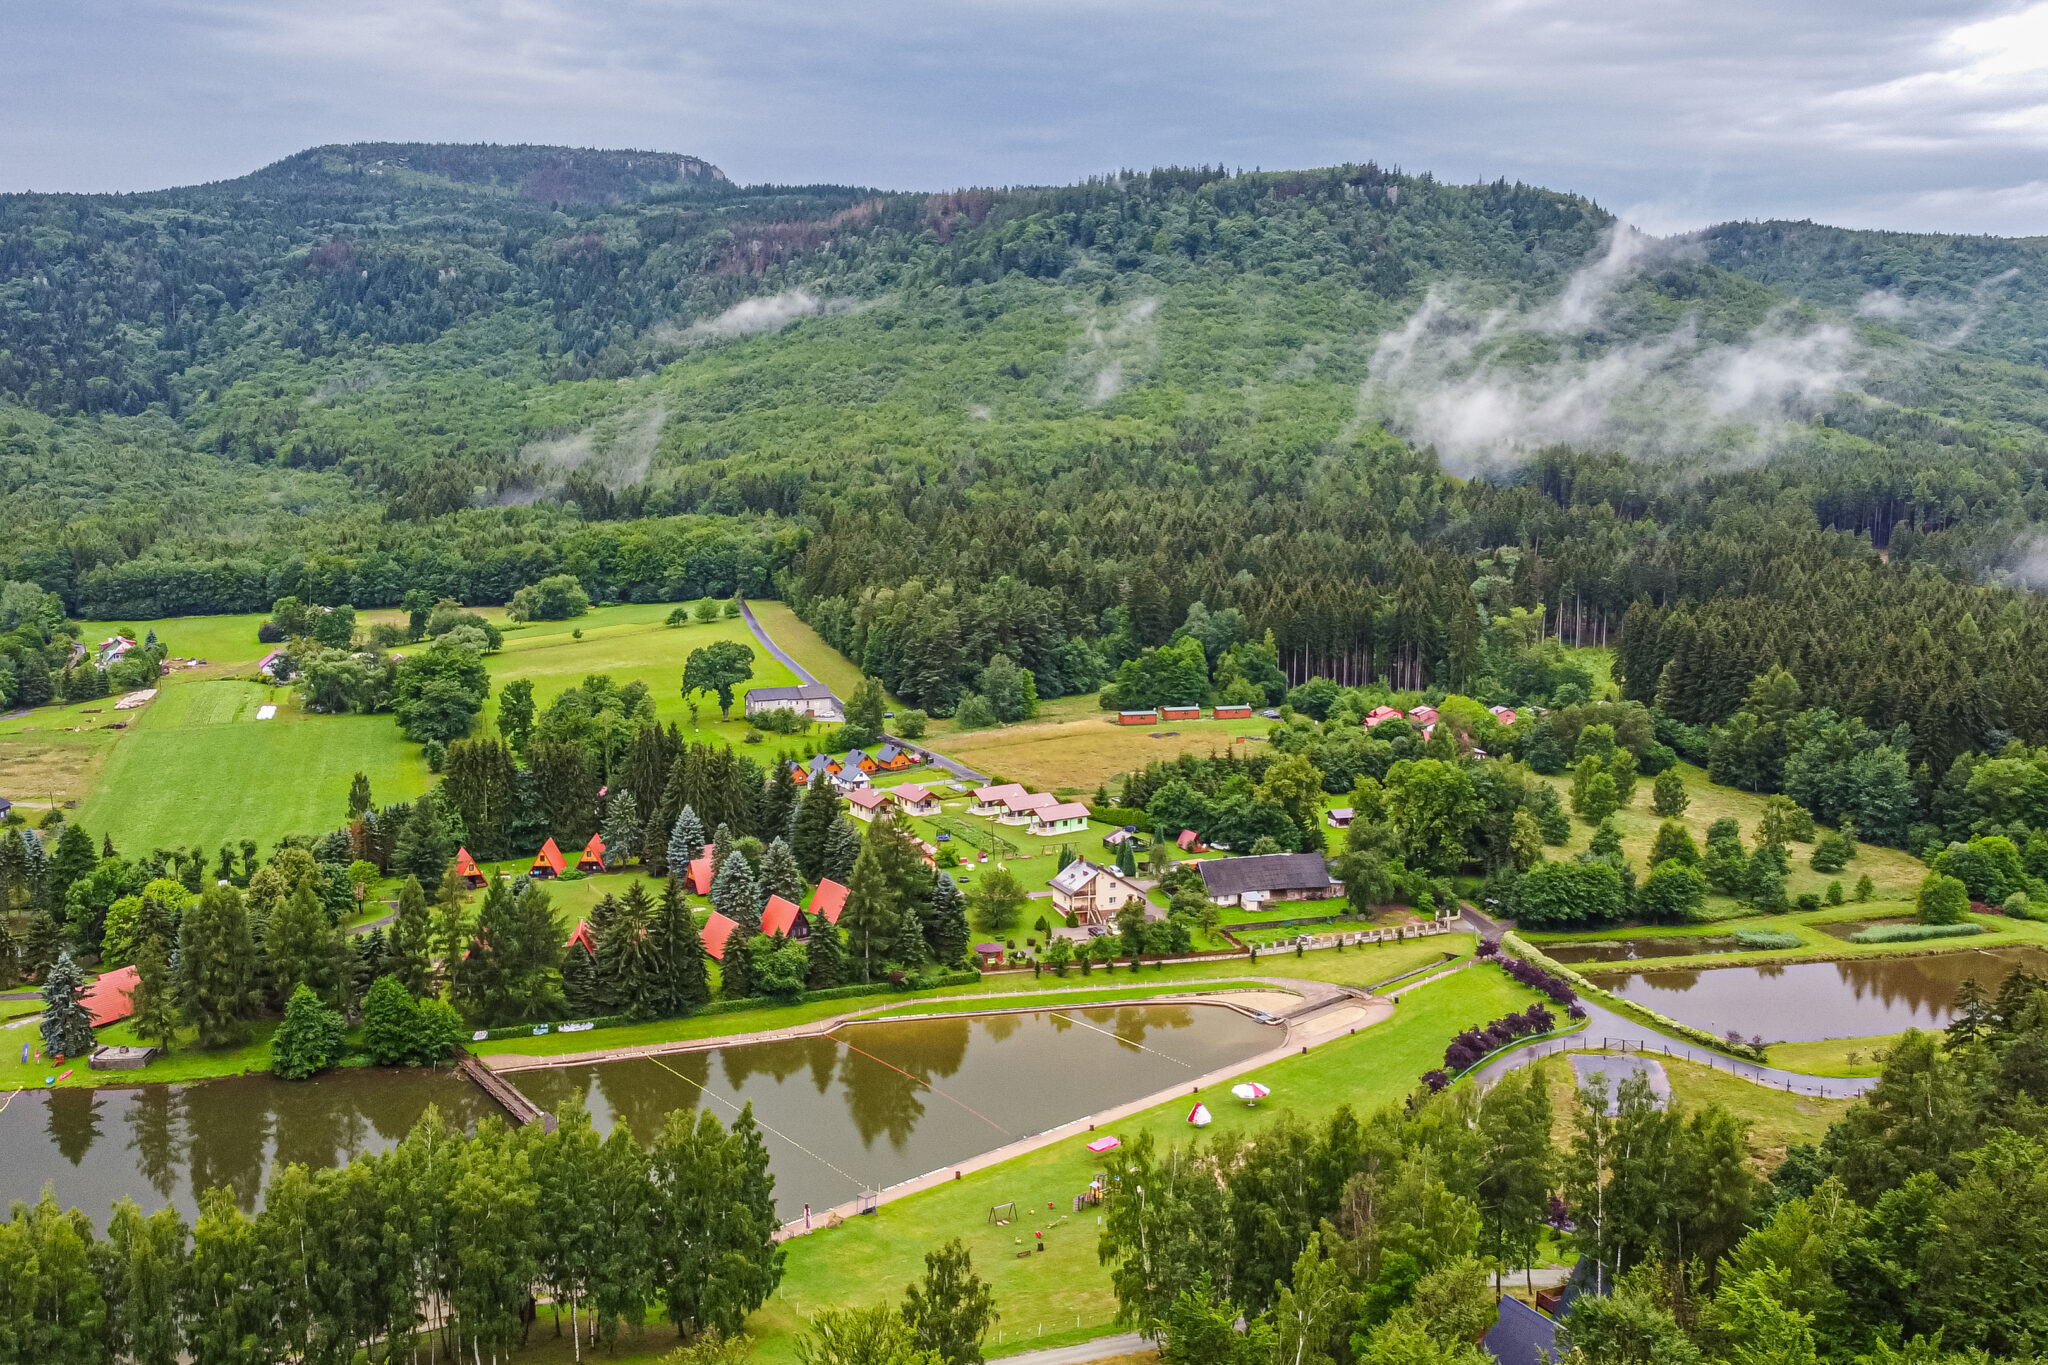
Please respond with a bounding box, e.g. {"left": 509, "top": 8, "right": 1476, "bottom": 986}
{"left": 8, "top": 142, "right": 2048, "bottom": 747}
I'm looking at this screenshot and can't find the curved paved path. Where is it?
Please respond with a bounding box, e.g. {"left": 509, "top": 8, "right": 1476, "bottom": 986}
{"left": 1468, "top": 997, "right": 1879, "bottom": 1099}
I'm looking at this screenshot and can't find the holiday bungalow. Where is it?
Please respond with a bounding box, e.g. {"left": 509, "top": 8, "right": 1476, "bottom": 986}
{"left": 454, "top": 847, "right": 486, "bottom": 888}
{"left": 1049, "top": 859, "right": 1149, "bottom": 927}
{"left": 1364, "top": 706, "right": 1403, "bottom": 728}
{"left": 95, "top": 636, "right": 133, "bottom": 669}
{"left": 701, "top": 911, "right": 740, "bottom": 961}
{"left": 1161, "top": 704, "right": 1202, "bottom": 722}
{"left": 0, "top": 797, "right": 12, "bottom": 820}
{"left": 790, "top": 763, "right": 809, "bottom": 786}
{"left": 846, "top": 787, "right": 894, "bottom": 822}
{"left": 969, "top": 783, "right": 1029, "bottom": 816}
{"left": 687, "top": 848, "right": 716, "bottom": 896}
{"left": 744, "top": 682, "right": 843, "bottom": 723}
{"left": 1488, "top": 705, "right": 1519, "bottom": 726}
{"left": 875, "top": 741, "right": 919, "bottom": 771}
{"left": 1326, "top": 807, "right": 1355, "bottom": 830}
{"left": 576, "top": 834, "right": 607, "bottom": 873}
{"left": 1198, "top": 852, "right": 1339, "bottom": 909}
{"left": 1103, "top": 826, "right": 1147, "bottom": 850}
{"left": 83, "top": 965, "right": 140, "bottom": 1028}
{"left": 1212, "top": 704, "right": 1253, "bottom": 720}
{"left": 999, "top": 790, "right": 1057, "bottom": 825}
{"left": 760, "top": 894, "right": 810, "bottom": 941}
{"left": 833, "top": 764, "right": 872, "bottom": 793}
{"left": 852, "top": 749, "right": 882, "bottom": 774}
{"left": 807, "top": 878, "right": 849, "bottom": 926}
{"left": 530, "top": 838, "right": 566, "bottom": 879}
{"left": 806, "top": 753, "right": 843, "bottom": 783}
{"left": 891, "top": 783, "right": 940, "bottom": 817}
{"left": 1117, "top": 710, "right": 1160, "bottom": 726}
{"left": 1407, "top": 705, "right": 1439, "bottom": 726}
{"left": 1029, "top": 802, "right": 1092, "bottom": 836}
{"left": 256, "top": 648, "right": 289, "bottom": 679}
{"left": 1177, "top": 828, "right": 1206, "bottom": 853}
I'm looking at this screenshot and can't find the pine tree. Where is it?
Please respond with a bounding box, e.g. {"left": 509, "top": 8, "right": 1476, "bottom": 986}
{"left": 266, "top": 877, "right": 346, "bottom": 1009}
{"left": 650, "top": 876, "right": 710, "bottom": 1013}
{"left": 348, "top": 772, "right": 374, "bottom": 819}
{"left": 563, "top": 944, "right": 605, "bottom": 1017}
{"left": 926, "top": 872, "right": 971, "bottom": 967}
{"left": 602, "top": 882, "right": 657, "bottom": 1020}
{"left": 711, "top": 853, "right": 762, "bottom": 936}
{"left": 711, "top": 821, "right": 736, "bottom": 868}
{"left": 432, "top": 863, "right": 473, "bottom": 991}
{"left": 389, "top": 875, "right": 434, "bottom": 996}
{"left": 792, "top": 779, "right": 841, "bottom": 879}
{"left": 178, "top": 884, "right": 260, "bottom": 1047}
{"left": 392, "top": 794, "right": 454, "bottom": 886}
{"left": 128, "top": 935, "right": 180, "bottom": 1053}
{"left": 667, "top": 805, "right": 705, "bottom": 874}
{"left": 841, "top": 839, "right": 899, "bottom": 983}
{"left": 40, "top": 948, "right": 96, "bottom": 1059}
{"left": 721, "top": 933, "right": 754, "bottom": 999}
{"left": 599, "top": 790, "right": 642, "bottom": 867}
{"left": 805, "top": 919, "right": 845, "bottom": 989}
{"left": 643, "top": 808, "right": 670, "bottom": 877}
{"left": 758, "top": 836, "right": 805, "bottom": 906}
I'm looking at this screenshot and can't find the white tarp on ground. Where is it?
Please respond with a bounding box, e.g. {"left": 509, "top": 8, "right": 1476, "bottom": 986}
{"left": 255, "top": 705, "right": 277, "bottom": 720}
{"left": 113, "top": 689, "right": 156, "bottom": 709}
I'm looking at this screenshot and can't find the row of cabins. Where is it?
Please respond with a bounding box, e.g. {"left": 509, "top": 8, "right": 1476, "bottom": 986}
{"left": 1117, "top": 704, "right": 1256, "bottom": 726}
{"left": 566, "top": 877, "right": 854, "bottom": 972}
{"left": 794, "top": 742, "right": 922, "bottom": 792}
{"left": 966, "top": 783, "right": 1091, "bottom": 836}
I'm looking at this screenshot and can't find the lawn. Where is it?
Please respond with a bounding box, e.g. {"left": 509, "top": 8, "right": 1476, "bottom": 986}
{"left": 1764, "top": 1033, "right": 1902, "bottom": 1078}
{"left": 1, "top": 1019, "right": 278, "bottom": 1092}
{"left": 926, "top": 694, "right": 1273, "bottom": 794}
{"left": 747, "top": 601, "right": 869, "bottom": 702}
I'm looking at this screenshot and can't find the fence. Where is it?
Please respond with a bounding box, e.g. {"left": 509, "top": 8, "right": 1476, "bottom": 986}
{"left": 1470, "top": 1034, "right": 1863, "bottom": 1101}
{"left": 1236, "top": 919, "right": 1457, "bottom": 953}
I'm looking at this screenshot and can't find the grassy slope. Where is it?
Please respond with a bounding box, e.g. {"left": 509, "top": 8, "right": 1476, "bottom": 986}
{"left": 927, "top": 694, "right": 1273, "bottom": 793}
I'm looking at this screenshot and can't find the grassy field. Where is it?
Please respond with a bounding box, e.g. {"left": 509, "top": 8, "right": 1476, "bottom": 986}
{"left": 1, "top": 1018, "right": 279, "bottom": 1092}
{"left": 1763, "top": 1033, "right": 1903, "bottom": 1077}
{"left": 926, "top": 694, "right": 1272, "bottom": 794}
{"left": 6, "top": 601, "right": 834, "bottom": 853}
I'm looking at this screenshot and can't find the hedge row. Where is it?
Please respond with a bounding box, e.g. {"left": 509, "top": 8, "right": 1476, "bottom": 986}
{"left": 1501, "top": 932, "right": 1770, "bottom": 1063}
{"left": 1848, "top": 922, "right": 1987, "bottom": 944}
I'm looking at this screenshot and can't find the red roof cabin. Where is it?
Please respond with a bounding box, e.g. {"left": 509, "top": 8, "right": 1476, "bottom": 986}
{"left": 1364, "top": 706, "right": 1403, "bottom": 728}
{"left": 1161, "top": 705, "right": 1201, "bottom": 721}
{"left": 1212, "top": 704, "right": 1253, "bottom": 720}
{"left": 1177, "top": 828, "right": 1206, "bottom": 853}
{"left": 688, "top": 850, "right": 715, "bottom": 896}
{"left": 576, "top": 833, "right": 607, "bottom": 873}
{"left": 530, "top": 838, "right": 566, "bottom": 879}
{"left": 760, "top": 894, "right": 809, "bottom": 941}
{"left": 1118, "top": 710, "right": 1160, "bottom": 725}
{"left": 1407, "top": 705, "right": 1440, "bottom": 726}
{"left": 565, "top": 920, "right": 599, "bottom": 956}
{"left": 454, "top": 846, "right": 486, "bottom": 888}
{"left": 702, "top": 911, "right": 740, "bottom": 961}
{"left": 83, "top": 965, "right": 140, "bottom": 1030}
{"left": 807, "top": 878, "right": 849, "bottom": 926}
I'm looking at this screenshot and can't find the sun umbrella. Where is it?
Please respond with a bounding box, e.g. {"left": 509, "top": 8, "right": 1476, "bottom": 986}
{"left": 1187, "top": 1103, "right": 1212, "bottom": 1127}
{"left": 1231, "top": 1082, "right": 1271, "bottom": 1104}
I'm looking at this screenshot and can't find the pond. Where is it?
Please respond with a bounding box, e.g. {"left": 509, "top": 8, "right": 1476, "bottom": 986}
{"left": 1544, "top": 936, "right": 1742, "bottom": 964}
{"left": 1601, "top": 945, "right": 2048, "bottom": 1041}
{"left": 0, "top": 1068, "right": 498, "bottom": 1228}
{"left": 508, "top": 1003, "right": 1276, "bottom": 1221}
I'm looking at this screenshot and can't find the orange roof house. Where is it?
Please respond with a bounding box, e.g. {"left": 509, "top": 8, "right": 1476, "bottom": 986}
{"left": 807, "top": 878, "right": 849, "bottom": 926}
{"left": 853, "top": 749, "right": 881, "bottom": 773}
{"left": 688, "top": 852, "right": 714, "bottom": 896}
{"left": 454, "top": 847, "right": 486, "bottom": 888}
{"left": 83, "top": 965, "right": 140, "bottom": 1029}
{"left": 702, "top": 910, "right": 740, "bottom": 961}
{"left": 530, "top": 838, "right": 566, "bottom": 879}
{"left": 577, "top": 833, "right": 607, "bottom": 873}
{"left": 791, "top": 763, "right": 810, "bottom": 786}
{"left": 760, "top": 894, "right": 807, "bottom": 940}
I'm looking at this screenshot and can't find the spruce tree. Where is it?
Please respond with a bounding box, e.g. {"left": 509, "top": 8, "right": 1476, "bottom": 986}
{"left": 805, "top": 919, "right": 845, "bottom": 989}
{"left": 822, "top": 816, "right": 861, "bottom": 884}
{"left": 792, "top": 780, "right": 840, "bottom": 879}
{"left": 643, "top": 808, "right": 671, "bottom": 877}
{"left": 721, "top": 933, "right": 754, "bottom": 999}
{"left": 432, "top": 863, "right": 473, "bottom": 991}
{"left": 667, "top": 805, "right": 705, "bottom": 874}
{"left": 711, "top": 853, "right": 762, "bottom": 936}
{"left": 128, "top": 935, "right": 179, "bottom": 1052}
{"left": 926, "top": 872, "right": 971, "bottom": 967}
{"left": 40, "top": 948, "right": 96, "bottom": 1059}
{"left": 758, "top": 836, "right": 804, "bottom": 907}
{"left": 602, "top": 882, "right": 658, "bottom": 1020}
{"left": 651, "top": 875, "right": 710, "bottom": 1012}
{"left": 599, "top": 790, "right": 642, "bottom": 867}
{"left": 178, "top": 884, "right": 260, "bottom": 1047}
{"left": 841, "top": 839, "right": 899, "bottom": 983}
{"left": 266, "top": 877, "right": 345, "bottom": 1009}
{"left": 763, "top": 761, "right": 801, "bottom": 844}
{"left": 563, "top": 942, "right": 604, "bottom": 1017}
{"left": 389, "top": 875, "right": 433, "bottom": 996}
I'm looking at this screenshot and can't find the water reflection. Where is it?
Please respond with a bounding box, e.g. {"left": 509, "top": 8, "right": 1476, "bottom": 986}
{"left": 1546, "top": 937, "right": 1741, "bottom": 964}
{"left": 0, "top": 1069, "right": 497, "bottom": 1228}
{"left": 1605, "top": 946, "right": 2048, "bottom": 1041}
{"left": 509, "top": 1003, "right": 1273, "bottom": 1221}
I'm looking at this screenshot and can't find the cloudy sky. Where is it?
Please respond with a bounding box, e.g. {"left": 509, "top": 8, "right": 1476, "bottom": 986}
{"left": 6, "top": 0, "right": 2047, "bottom": 235}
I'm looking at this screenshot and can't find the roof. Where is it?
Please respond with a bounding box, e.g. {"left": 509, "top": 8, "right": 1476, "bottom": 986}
{"left": 973, "top": 783, "right": 1029, "bottom": 805}
{"left": 807, "top": 753, "right": 837, "bottom": 775}
{"left": 1198, "top": 852, "right": 1334, "bottom": 897}
{"left": 748, "top": 683, "right": 838, "bottom": 703}
{"left": 1002, "top": 790, "right": 1057, "bottom": 812}
{"left": 760, "top": 894, "right": 803, "bottom": 938}
{"left": 876, "top": 741, "right": 906, "bottom": 762}
{"left": 1050, "top": 859, "right": 1138, "bottom": 896}
{"left": 454, "top": 846, "right": 481, "bottom": 877}
{"left": 893, "top": 783, "right": 935, "bottom": 805}
{"left": 688, "top": 854, "right": 713, "bottom": 896}
{"left": 1033, "top": 802, "right": 1091, "bottom": 823}
{"left": 566, "top": 920, "right": 597, "bottom": 955}
{"left": 1177, "top": 829, "right": 1201, "bottom": 850}
{"left": 702, "top": 911, "right": 740, "bottom": 960}
{"left": 808, "top": 878, "right": 849, "bottom": 924}
{"left": 532, "top": 838, "right": 566, "bottom": 873}
{"left": 1408, "top": 705, "right": 1439, "bottom": 722}
{"left": 847, "top": 787, "right": 893, "bottom": 810}
{"left": 83, "top": 965, "right": 140, "bottom": 1028}
{"left": 1119, "top": 710, "right": 1159, "bottom": 718}
{"left": 1482, "top": 1293, "right": 1558, "bottom": 1365}
{"left": 1327, "top": 807, "right": 1355, "bottom": 821}
{"left": 580, "top": 833, "right": 606, "bottom": 861}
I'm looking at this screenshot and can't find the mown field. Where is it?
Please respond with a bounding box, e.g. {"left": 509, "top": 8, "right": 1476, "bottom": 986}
{"left": 928, "top": 693, "right": 1274, "bottom": 793}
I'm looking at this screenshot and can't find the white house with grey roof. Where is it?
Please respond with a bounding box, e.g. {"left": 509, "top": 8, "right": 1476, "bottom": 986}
{"left": 744, "top": 682, "right": 843, "bottom": 723}
{"left": 1197, "top": 852, "right": 1339, "bottom": 909}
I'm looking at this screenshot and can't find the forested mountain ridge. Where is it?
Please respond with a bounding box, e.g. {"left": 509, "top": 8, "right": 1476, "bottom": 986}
{"left": 9, "top": 146, "right": 2048, "bottom": 760}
